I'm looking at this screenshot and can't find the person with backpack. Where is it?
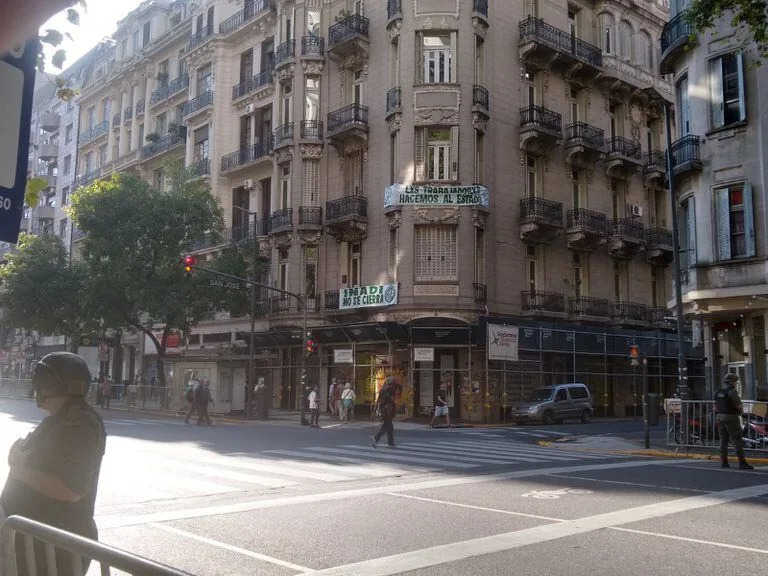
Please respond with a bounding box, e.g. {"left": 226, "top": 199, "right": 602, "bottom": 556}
{"left": 714, "top": 373, "right": 753, "bottom": 470}
{"left": 195, "top": 381, "right": 213, "bottom": 426}
{"left": 372, "top": 377, "right": 397, "bottom": 448}
{"left": 341, "top": 382, "right": 356, "bottom": 422}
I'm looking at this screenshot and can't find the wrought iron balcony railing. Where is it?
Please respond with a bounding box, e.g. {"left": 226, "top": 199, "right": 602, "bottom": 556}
{"left": 519, "top": 105, "right": 562, "bottom": 133}
{"left": 188, "top": 23, "right": 214, "bottom": 49}
{"left": 183, "top": 90, "right": 214, "bottom": 117}
{"left": 606, "top": 136, "right": 641, "bottom": 159}
{"left": 519, "top": 16, "right": 602, "bottom": 67}
{"left": 270, "top": 208, "right": 293, "bottom": 231}
{"left": 324, "top": 290, "right": 340, "bottom": 310}
{"left": 150, "top": 74, "right": 189, "bottom": 105}
{"left": 565, "top": 122, "right": 605, "bottom": 149}
{"left": 275, "top": 39, "right": 295, "bottom": 68}
{"left": 670, "top": 134, "right": 701, "bottom": 167}
{"left": 522, "top": 290, "right": 566, "bottom": 312}
{"left": 386, "top": 87, "right": 401, "bottom": 115}
{"left": 220, "top": 138, "right": 273, "bottom": 172}
{"left": 569, "top": 296, "right": 612, "bottom": 317}
{"left": 140, "top": 133, "right": 184, "bottom": 160}
{"left": 299, "top": 206, "right": 322, "bottom": 226}
{"left": 326, "top": 195, "right": 367, "bottom": 220}
{"left": 646, "top": 227, "right": 672, "bottom": 247}
{"left": 567, "top": 208, "right": 609, "bottom": 233}
{"left": 648, "top": 307, "right": 669, "bottom": 324}
{"left": 328, "top": 14, "right": 369, "bottom": 48}
{"left": 660, "top": 11, "right": 692, "bottom": 54}
{"left": 232, "top": 70, "right": 272, "bottom": 100}
{"left": 472, "top": 85, "right": 490, "bottom": 111}
{"left": 644, "top": 150, "right": 667, "bottom": 169}
{"left": 610, "top": 218, "right": 645, "bottom": 239}
{"left": 301, "top": 35, "right": 325, "bottom": 57}
{"left": 614, "top": 301, "right": 648, "bottom": 322}
{"left": 273, "top": 122, "right": 294, "bottom": 147}
{"left": 300, "top": 120, "right": 323, "bottom": 140}
{"left": 187, "top": 158, "right": 210, "bottom": 178}
{"left": 219, "top": 0, "right": 275, "bottom": 35}
{"left": 520, "top": 197, "right": 563, "bottom": 225}
{"left": 327, "top": 103, "right": 368, "bottom": 133}
{"left": 474, "top": 283, "right": 487, "bottom": 303}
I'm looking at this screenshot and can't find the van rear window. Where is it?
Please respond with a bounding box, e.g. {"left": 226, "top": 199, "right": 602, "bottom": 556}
{"left": 568, "top": 386, "right": 589, "bottom": 399}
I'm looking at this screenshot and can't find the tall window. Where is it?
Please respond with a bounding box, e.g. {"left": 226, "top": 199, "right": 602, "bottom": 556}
{"left": 239, "top": 49, "right": 253, "bottom": 84}
{"left": 142, "top": 21, "right": 151, "bottom": 46}
{"left": 193, "top": 125, "right": 209, "bottom": 161}
{"left": 524, "top": 0, "right": 538, "bottom": 18}
{"left": 475, "top": 130, "right": 485, "bottom": 185}
{"left": 278, "top": 248, "right": 289, "bottom": 291}
{"left": 87, "top": 106, "right": 96, "bottom": 130}
{"left": 676, "top": 74, "right": 690, "bottom": 136}
{"left": 307, "top": 9, "right": 320, "bottom": 36}
{"left": 619, "top": 20, "right": 632, "bottom": 62}
{"left": 346, "top": 152, "right": 363, "bottom": 194}
{"left": 63, "top": 155, "right": 71, "bottom": 174}
{"left": 613, "top": 261, "right": 625, "bottom": 301}
{"left": 415, "top": 225, "right": 458, "bottom": 282}
{"left": 349, "top": 243, "right": 361, "bottom": 286}
{"left": 475, "top": 35, "right": 485, "bottom": 84}
{"left": 571, "top": 170, "right": 583, "bottom": 209}
{"left": 156, "top": 112, "right": 167, "bottom": 135}
{"left": 415, "top": 127, "right": 459, "bottom": 182}
{"left": 280, "top": 164, "right": 291, "bottom": 209}
{"left": 197, "top": 64, "right": 212, "bottom": 94}
{"left": 420, "top": 34, "right": 453, "bottom": 83}
{"left": 681, "top": 197, "right": 696, "bottom": 269}
{"left": 390, "top": 132, "right": 398, "bottom": 184}
{"left": 572, "top": 253, "right": 586, "bottom": 297}
{"left": 304, "top": 77, "right": 320, "bottom": 121}
{"left": 304, "top": 245, "right": 317, "bottom": 299}
{"left": 132, "top": 29, "right": 140, "bottom": 53}
{"left": 569, "top": 88, "right": 579, "bottom": 123}
{"left": 389, "top": 228, "right": 399, "bottom": 281}
{"left": 281, "top": 82, "right": 292, "bottom": 124}
{"left": 65, "top": 124, "right": 73, "bottom": 144}
{"left": 475, "top": 228, "right": 485, "bottom": 284}
{"left": 716, "top": 182, "right": 754, "bottom": 260}
{"left": 98, "top": 145, "right": 107, "bottom": 166}
{"left": 637, "top": 30, "right": 652, "bottom": 69}
{"left": 526, "top": 156, "right": 538, "bottom": 198}
{"left": 598, "top": 13, "right": 613, "bottom": 54}
{"left": 59, "top": 218, "right": 68, "bottom": 238}
{"left": 709, "top": 53, "right": 745, "bottom": 129}
{"left": 302, "top": 160, "right": 319, "bottom": 205}
{"left": 527, "top": 246, "right": 537, "bottom": 293}
{"left": 61, "top": 186, "right": 69, "bottom": 206}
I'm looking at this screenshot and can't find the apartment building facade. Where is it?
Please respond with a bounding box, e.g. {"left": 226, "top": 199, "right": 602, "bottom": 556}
{"left": 70, "top": 0, "right": 704, "bottom": 419}
{"left": 659, "top": 0, "right": 768, "bottom": 400}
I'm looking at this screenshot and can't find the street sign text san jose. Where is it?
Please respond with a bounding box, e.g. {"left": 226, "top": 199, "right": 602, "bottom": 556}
{"left": 209, "top": 277, "right": 243, "bottom": 290}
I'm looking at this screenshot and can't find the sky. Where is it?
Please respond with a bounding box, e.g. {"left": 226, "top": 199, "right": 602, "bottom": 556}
{"left": 41, "top": 0, "right": 144, "bottom": 71}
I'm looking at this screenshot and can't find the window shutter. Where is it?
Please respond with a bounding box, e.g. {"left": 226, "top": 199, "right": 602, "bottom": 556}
{"left": 717, "top": 188, "right": 731, "bottom": 260}
{"left": 743, "top": 182, "right": 755, "bottom": 257}
{"left": 686, "top": 199, "right": 697, "bottom": 266}
{"left": 450, "top": 32, "right": 457, "bottom": 82}
{"left": 450, "top": 125, "right": 459, "bottom": 181}
{"left": 736, "top": 52, "right": 746, "bottom": 122}
{"left": 414, "top": 128, "right": 426, "bottom": 181}
{"left": 709, "top": 57, "right": 724, "bottom": 129}
{"left": 339, "top": 241, "right": 349, "bottom": 287}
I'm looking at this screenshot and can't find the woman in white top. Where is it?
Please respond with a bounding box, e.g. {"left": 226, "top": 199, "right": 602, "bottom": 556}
{"left": 309, "top": 385, "right": 320, "bottom": 428}
{"left": 341, "top": 382, "right": 356, "bottom": 422}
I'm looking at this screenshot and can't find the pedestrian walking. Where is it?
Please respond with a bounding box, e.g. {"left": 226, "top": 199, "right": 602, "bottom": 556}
{"left": 328, "top": 378, "right": 338, "bottom": 418}
{"left": 341, "top": 382, "right": 356, "bottom": 422}
{"left": 0, "top": 352, "right": 106, "bottom": 576}
{"left": 333, "top": 382, "right": 343, "bottom": 421}
{"left": 100, "top": 377, "right": 112, "bottom": 409}
{"left": 714, "top": 373, "right": 754, "bottom": 470}
{"left": 372, "top": 377, "right": 397, "bottom": 448}
{"left": 309, "top": 385, "right": 320, "bottom": 428}
{"left": 196, "top": 381, "right": 213, "bottom": 425}
{"left": 183, "top": 383, "right": 197, "bottom": 424}
{"left": 430, "top": 383, "right": 451, "bottom": 428}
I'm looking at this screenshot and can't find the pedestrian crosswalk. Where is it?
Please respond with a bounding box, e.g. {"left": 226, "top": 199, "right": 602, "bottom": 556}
{"left": 430, "top": 427, "right": 572, "bottom": 439}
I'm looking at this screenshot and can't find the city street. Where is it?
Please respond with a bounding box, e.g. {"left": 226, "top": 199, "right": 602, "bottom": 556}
{"left": 1, "top": 397, "right": 767, "bottom": 575}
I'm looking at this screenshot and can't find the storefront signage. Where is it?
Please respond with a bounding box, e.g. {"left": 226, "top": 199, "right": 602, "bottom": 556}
{"left": 334, "top": 349, "right": 354, "bottom": 364}
{"left": 413, "top": 347, "right": 434, "bottom": 362}
{"left": 384, "top": 184, "right": 490, "bottom": 209}
{"left": 339, "top": 283, "right": 399, "bottom": 310}
{"left": 488, "top": 324, "right": 519, "bottom": 362}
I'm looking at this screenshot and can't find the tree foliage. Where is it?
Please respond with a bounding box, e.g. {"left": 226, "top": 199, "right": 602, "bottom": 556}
{"left": 0, "top": 233, "right": 85, "bottom": 336}
{"left": 687, "top": 1, "right": 768, "bottom": 58}
{"left": 69, "top": 171, "right": 225, "bottom": 387}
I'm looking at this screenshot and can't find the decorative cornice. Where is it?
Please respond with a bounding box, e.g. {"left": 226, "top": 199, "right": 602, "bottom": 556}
{"left": 299, "top": 144, "right": 324, "bottom": 160}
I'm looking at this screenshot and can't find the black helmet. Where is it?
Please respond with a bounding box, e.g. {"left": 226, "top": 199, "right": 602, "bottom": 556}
{"left": 723, "top": 373, "right": 739, "bottom": 386}
{"left": 32, "top": 352, "right": 91, "bottom": 398}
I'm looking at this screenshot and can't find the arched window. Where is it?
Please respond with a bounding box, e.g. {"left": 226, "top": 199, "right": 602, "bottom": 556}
{"left": 598, "top": 13, "right": 614, "bottom": 55}
{"left": 637, "top": 30, "right": 652, "bottom": 69}
{"left": 619, "top": 20, "right": 632, "bottom": 62}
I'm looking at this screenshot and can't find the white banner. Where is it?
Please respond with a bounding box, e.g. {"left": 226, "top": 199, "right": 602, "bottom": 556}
{"left": 384, "top": 183, "right": 490, "bottom": 209}
{"left": 487, "top": 324, "right": 519, "bottom": 362}
{"left": 334, "top": 349, "right": 354, "bottom": 364}
{"left": 339, "top": 283, "right": 399, "bottom": 310}
{"left": 413, "top": 347, "right": 434, "bottom": 362}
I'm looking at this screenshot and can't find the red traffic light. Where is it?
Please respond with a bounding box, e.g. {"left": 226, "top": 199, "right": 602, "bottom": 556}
{"left": 183, "top": 255, "right": 196, "bottom": 274}
{"left": 305, "top": 338, "right": 317, "bottom": 353}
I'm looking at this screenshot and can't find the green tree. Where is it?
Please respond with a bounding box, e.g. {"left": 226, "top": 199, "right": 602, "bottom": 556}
{"left": 0, "top": 232, "right": 85, "bottom": 337}
{"left": 69, "top": 171, "right": 224, "bottom": 390}
{"left": 686, "top": 1, "right": 768, "bottom": 58}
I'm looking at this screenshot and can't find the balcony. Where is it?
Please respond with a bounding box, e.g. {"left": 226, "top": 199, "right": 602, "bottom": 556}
{"left": 646, "top": 227, "right": 674, "bottom": 266}
{"left": 123, "top": 106, "right": 132, "bottom": 124}
{"left": 324, "top": 290, "right": 340, "bottom": 311}
{"left": 298, "top": 206, "right": 323, "bottom": 230}
{"left": 670, "top": 134, "right": 702, "bottom": 178}
{"left": 327, "top": 104, "right": 368, "bottom": 152}
{"left": 643, "top": 150, "right": 667, "bottom": 189}
{"left": 74, "top": 169, "right": 100, "bottom": 189}
{"left": 474, "top": 283, "right": 487, "bottom": 304}
{"left": 273, "top": 122, "right": 294, "bottom": 149}
{"left": 613, "top": 301, "right": 648, "bottom": 324}
{"left": 187, "top": 158, "right": 210, "bottom": 179}
{"left": 325, "top": 195, "right": 368, "bottom": 242}
{"left": 190, "top": 220, "right": 272, "bottom": 252}
{"left": 327, "top": 14, "right": 369, "bottom": 61}
{"left": 301, "top": 36, "right": 325, "bottom": 60}
{"left": 604, "top": 136, "right": 642, "bottom": 179}
{"left": 607, "top": 218, "right": 646, "bottom": 260}
{"left": 473, "top": 0, "right": 489, "bottom": 26}
{"left": 37, "top": 143, "right": 58, "bottom": 160}
{"left": 269, "top": 208, "right": 293, "bottom": 234}
{"left": 183, "top": 90, "right": 214, "bottom": 121}
{"left": 519, "top": 17, "right": 602, "bottom": 82}
{"left": 112, "top": 112, "right": 120, "bottom": 128}
{"left": 232, "top": 70, "right": 273, "bottom": 102}
{"left": 566, "top": 208, "right": 608, "bottom": 252}
{"left": 519, "top": 197, "right": 564, "bottom": 245}
{"left": 219, "top": 0, "right": 275, "bottom": 37}
{"left": 386, "top": 87, "right": 401, "bottom": 119}
{"left": 300, "top": 120, "right": 323, "bottom": 141}
{"left": 659, "top": 12, "right": 693, "bottom": 75}
{"left": 135, "top": 100, "right": 145, "bottom": 117}
{"left": 564, "top": 122, "right": 604, "bottom": 167}
{"left": 188, "top": 23, "right": 214, "bottom": 51}
{"left": 569, "top": 296, "right": 612, "bottom": 318}
{"left": 150, "top": 74, "right": 189, "bottom": 106}
{"left": 40, "top": 113, "right": 60, "bottom": 132}
{"left": 522, "top": 290, "right": 567, "bottom": 317}
{"left": 274, "top": 39, "right": 296, "bottom": 72}
{"left": 519, "top": 105, "right": 562, "bottom": 156}
{"left": 140, "top": 133, "right": 184, "bottom": 161}
{"left": 79, "top": 121, "right": 109, "bottom": 145}
{"left": 221, "top": 139, "right": 273, "bottom": 174}
{"left": 387, "top": 0, "right": 402, "bottom": 25}
{"left": 472, "top": 85, "right": 490, "bottom": 118}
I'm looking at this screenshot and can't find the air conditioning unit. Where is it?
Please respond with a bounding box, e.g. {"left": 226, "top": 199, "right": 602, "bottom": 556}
{"left": 243, "top": 178, "right": 254, "bottom": 190}
{"left": 627, "top": 204, "right": 643, "bottom": 218}
{"left": 245, "top": 104, "right": 254, "bottom": 115}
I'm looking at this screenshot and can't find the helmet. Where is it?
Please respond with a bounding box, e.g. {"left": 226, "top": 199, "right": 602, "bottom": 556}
{"left": 723, "top": 373, "right": 739, "bottom": 386}
{"left": 32, "top": 352, "right": 91, "bottom": 399}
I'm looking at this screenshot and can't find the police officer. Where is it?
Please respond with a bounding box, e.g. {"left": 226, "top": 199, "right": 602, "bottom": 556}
{"left": 1, "top": 352, "right": 107, "bottom": 575}
{"left": 714, "top": 373, "right": 754, "bottom": 470}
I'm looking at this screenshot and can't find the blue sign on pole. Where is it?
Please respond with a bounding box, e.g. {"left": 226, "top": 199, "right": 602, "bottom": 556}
{"left": 0, "top": 41, "right": 39, "bottom": 244}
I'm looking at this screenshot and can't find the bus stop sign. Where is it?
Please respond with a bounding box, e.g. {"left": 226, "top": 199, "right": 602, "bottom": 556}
{"left": 0, "top": 41, "right": 38, "bottom": 244}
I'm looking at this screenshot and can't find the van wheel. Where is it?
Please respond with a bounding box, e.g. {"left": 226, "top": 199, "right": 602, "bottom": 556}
{"left": 580, "top": 410, "right": 592, "bottom": 424}
{"left": 542, "top": 410, "right": 554, "bottom": 425}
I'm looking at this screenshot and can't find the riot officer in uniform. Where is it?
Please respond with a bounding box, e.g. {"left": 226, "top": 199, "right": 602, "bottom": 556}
{"left": 714, "top": 373, "right": 754, "bottom": 470}
{"left": 1, "top": 352, "right": 107, "bottom": 575}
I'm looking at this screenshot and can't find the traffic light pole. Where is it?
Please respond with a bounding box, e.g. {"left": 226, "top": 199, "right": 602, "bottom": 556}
{"left": 186, "top": 263, "right": 308, "bottom": 424}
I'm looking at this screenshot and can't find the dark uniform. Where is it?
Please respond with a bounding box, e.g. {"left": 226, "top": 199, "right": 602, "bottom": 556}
{"left": 1, "top": 353, "right": 106, "bottom": 576}
{"left": 372, "top": 378, "right": 397, "bottom": 448}
{"left": 714, "top": 373, "right": 753, "bottom": 470}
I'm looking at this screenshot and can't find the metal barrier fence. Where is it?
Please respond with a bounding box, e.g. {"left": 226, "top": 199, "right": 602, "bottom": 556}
{"left": 665, "top": 398, "right": 768, "bottom": 452}
{"left": 0, "top": 515, "right": 190, "bottom": 576}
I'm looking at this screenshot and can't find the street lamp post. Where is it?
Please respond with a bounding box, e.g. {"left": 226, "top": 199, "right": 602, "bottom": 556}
{"left": 643, "top": 87, "right": 689, "bottom": 400}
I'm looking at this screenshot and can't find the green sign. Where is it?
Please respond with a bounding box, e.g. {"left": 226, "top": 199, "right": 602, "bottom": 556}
{"left": 340, "top": 283, "right": 399, "bottom": 310}
{"left": 384, "top": 184, "right": 490, "bottom": 208}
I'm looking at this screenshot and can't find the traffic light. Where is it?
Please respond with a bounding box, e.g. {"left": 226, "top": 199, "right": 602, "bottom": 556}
{"left": 183, "top": 255, "right": 196, "bottom": 277}
{"left": 305, "top": 331, "right": 317, "bottom": 354}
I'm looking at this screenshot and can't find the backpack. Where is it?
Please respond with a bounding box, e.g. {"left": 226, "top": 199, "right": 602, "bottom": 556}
{"left": 185, "top": 387, "right": 194, "bottom": 403}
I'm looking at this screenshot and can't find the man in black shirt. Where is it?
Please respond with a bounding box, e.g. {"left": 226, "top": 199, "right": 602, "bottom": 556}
{"left": 1, "top": 352, "right": 106, "bottom": 575}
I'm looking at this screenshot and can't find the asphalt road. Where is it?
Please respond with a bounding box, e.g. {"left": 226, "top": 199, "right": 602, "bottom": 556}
{"left": 1, "top": 398, "right": 766, "bottom": 576}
